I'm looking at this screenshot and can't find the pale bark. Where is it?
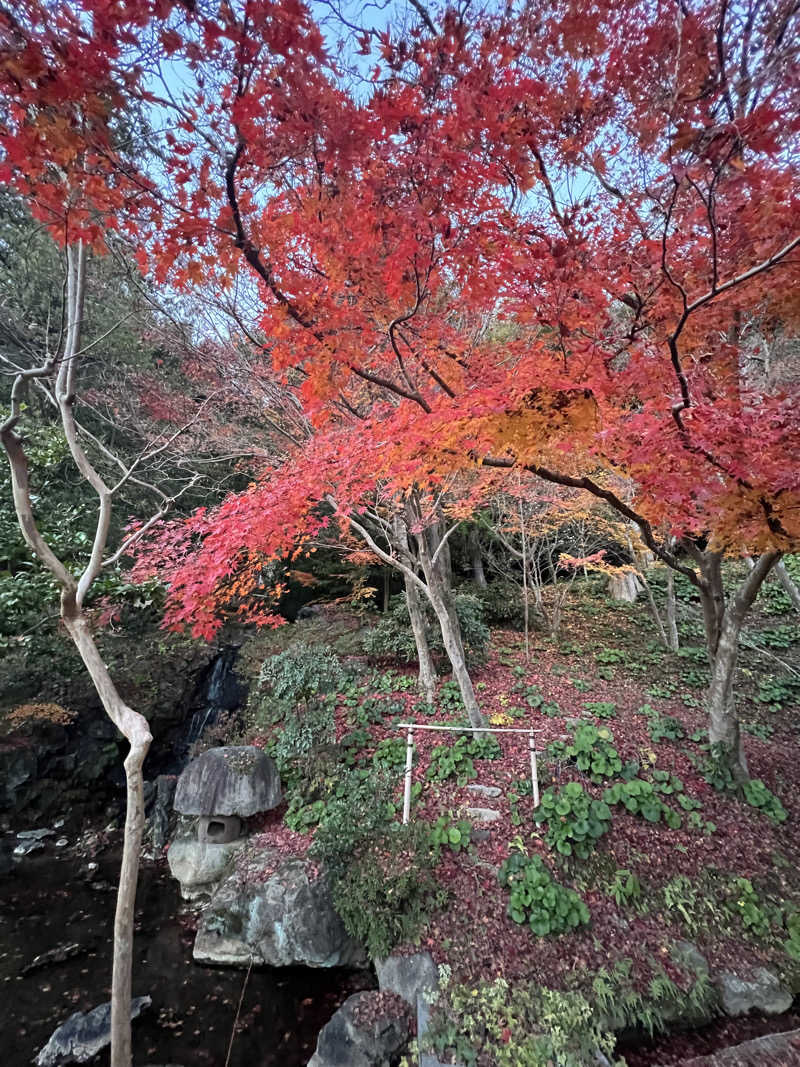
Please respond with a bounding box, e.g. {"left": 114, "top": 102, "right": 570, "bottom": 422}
{"left": 404, "top": 570, "right": 437, "bottom": 704}
{"left": 746, "top": 555, "right": 800, "bottom": 613}
{"left": 334, "top": 498, "right": 486, "bottom": 729}
{"left": 0, "top": 242, "right": 156, "bottom": 1067}
{"left": 665, "top": 569, "right": 680, "bottom": 651}
{"left": 417, "top": 519, "right": 486, "bottom": 729}
{"left": 698, "top": 549, "right": 781, "bottom": 782}
{"left": 607, "top": 570, "right": 643, "bottom": 602}
{"left": 467, "top": 527, "right": 487, "bottom": 588}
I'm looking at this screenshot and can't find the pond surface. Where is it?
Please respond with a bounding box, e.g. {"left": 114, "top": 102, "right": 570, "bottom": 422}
{"left": 0, "top": 836, "right": 371, "bottom": 1066}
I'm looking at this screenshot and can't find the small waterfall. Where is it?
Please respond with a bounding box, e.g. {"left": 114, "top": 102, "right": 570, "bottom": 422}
{"left": 182, "top": 647, "right": 244, "bottom": 755}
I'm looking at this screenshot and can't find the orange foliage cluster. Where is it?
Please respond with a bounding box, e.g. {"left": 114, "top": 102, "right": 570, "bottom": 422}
{"left": 2, "top": 0, "right": 799, "bottom": 633}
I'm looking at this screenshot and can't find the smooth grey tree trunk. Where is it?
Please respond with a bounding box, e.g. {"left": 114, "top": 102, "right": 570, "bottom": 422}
{"left": 695, "top": 548, "right": 780, "bottom": 782}
{"left": 404, "top": 571, "right": 438, "bottom": 704}
{"left": 467, "top": 527, "right": 487, "bottom": 588}
{"left": 665, "top": 569, "right": 680, "bottom": 651}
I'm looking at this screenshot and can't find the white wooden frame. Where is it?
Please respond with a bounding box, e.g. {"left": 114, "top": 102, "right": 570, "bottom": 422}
{"left": 395, "top": 722, "right": 541, "bottom": 824}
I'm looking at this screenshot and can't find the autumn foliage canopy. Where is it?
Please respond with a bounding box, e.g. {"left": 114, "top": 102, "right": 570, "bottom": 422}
{"left": 2, "top": 0, "right": 799, "bottom": 636}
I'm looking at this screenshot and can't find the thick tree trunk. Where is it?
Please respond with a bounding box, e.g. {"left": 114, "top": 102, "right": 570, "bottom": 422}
{"left": 63, "top": 610, "right": 152, "bottom": 1067}
{"left": 404, "top": 571, "right": 437, "bottom": 705}
{"left": 607, "top": 570, "right": 643, "bottom": 602}
{"left": 695, "top": 549, "right": 781, "bottom": 783}
{"left": 467, "top": 527, "right": 487, "bottom": 588}
{"left": 706, "top": 612, "right": 747, "bottom": 781}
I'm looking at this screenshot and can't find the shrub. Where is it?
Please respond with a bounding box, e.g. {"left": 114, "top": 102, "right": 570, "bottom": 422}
{"left": 534, "top": 781, "right": 612, "bottom": 858}
{"left": 256, "top": 642, "right": 347, "bottom": 717}
{"left": 426, "top": 735, "right": 477, "bottom": 785}
{"left": 272, "top": 703, "right": 335, "bottom": 771}
{"left": 459, "top": 579, "right": 527, "bottom": 629}
{"left": 498, "top": 852, "right": 590, "bottom": 934}
{"left": 428, "top": 814, "right": 473, "bottom": 854}
{"left": 423, "top": 977, "right": 616, "bottom": 1067}
{"left": 326, "top": 822, "right": 447, "bottom": 958}
{"left": 741, "top": 778, "right": 787, "bottom": 824}
{"left": 363, "top": 592, "right": 489, "bottom": 667}
{"left": 548, "top": 723, "right": 623, "bottom": 783}
{"left": 584, "top": 700, "right": 616, "bottom": 720}
{"left": 603, "top": 780, "right": 681, "bottom": 828}
{"left": 372, "top": 736, "right": 408, "bottom": 770}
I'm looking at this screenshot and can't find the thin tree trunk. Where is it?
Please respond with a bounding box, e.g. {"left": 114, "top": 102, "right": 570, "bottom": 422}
{"left": 665, "top": 569, "right": 680, "bottom": 651}
{"left": 383, "top": 567, "right": 391, "bottom": 612}
{"left": 775, "top": 561, "right": 800, "bottom": 613}
{"left": 746, "top": 555, "right": 800, "bottom": 613}
{"left": 417, "top": 527, "right": 486, "bottom": 729}
{"left": 63, "top": 611, "right": 152, "bottom": 1067}
{"left": 404, "top": 571, "right": 437, "bottom": 704}
{"left": 519, "top": 497, "right": 530, "bottom": 661}
{"left": 640, "top": 569, "right": 669, "bottom": 649}
{"left": 467, "top": 527, "right": 487, "bottom": 588}
{"left": 1, "top": 242, "right": 156, "bottom": 1067}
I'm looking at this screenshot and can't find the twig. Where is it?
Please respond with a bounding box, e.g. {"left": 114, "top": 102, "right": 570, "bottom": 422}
{"left": 224, "top": 954, "right": 253, "bottom": 1067}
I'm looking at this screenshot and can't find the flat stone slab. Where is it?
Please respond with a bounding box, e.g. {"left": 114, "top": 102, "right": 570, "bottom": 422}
{"left": 36, "top": 996, "right": 150, "bottom": 1065}
{"left": 465, "top": 807, "right": 501, "bottom": 823}
{"left": 465, "top": 785, "right": 501, "bottom": 799}
{"left": 682, "top": 1028, "right": 800, "bottom": 1065}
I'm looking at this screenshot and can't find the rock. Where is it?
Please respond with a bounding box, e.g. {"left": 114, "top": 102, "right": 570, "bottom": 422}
{"left": 22, "top": 942, "right": 87, "bottom": 976}
{"left": 55, "top": 837, "right": 68, "bottom": 847}
{"left": 174, "top": 746, "right": 281, "bottom": 817}
{"left": 13, "top": 839, "right": 44, "bottom": 856}
{"left": 418, "top": 993, "right": 466, "bottom": 1067}
{"left": 194, "top": 849, "right": 364, "bottom": 968}
{"left": 17, "top": 827, "right": 55, "bottom": 840}
{"left": 375, "top": 951, "right": 438, "bottom": 1007}
{"left": 36, "top": 995, "right": 151, "bottom": 1065}
{"left": 716, "top": 967, "right": 793, "bottom": 1017}
{"left": 308, "top": 991, "right": 411, "bottom": 1067}
{"left": 167, "top": 837, "right": 243, "bottom": 900}
{"left": 465, "top": 807, "right": 501, "bottom": 823}
{"left": 671, "top": 940, "right": 710, "bottom": 980}
{"left": 465, "top": 784, "right": 501, "bottom": 798}
{"left": 682, "top": 1028, "right": 800, "bottom": 1065}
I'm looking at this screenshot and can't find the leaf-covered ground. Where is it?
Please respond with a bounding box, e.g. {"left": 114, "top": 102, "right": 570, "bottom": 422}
{"left": 245, "top": 574, "right": 800, "bottom": 1062}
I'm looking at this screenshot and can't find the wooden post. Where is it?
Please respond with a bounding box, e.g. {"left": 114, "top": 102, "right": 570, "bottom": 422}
{"left": 402, "top": 727, "right": 414, "bottom": 824}
{"left": 529, "top": 731, "right": 540, "bottom": 810}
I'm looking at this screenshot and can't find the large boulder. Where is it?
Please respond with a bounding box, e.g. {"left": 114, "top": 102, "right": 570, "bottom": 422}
{"left": 307, "top": 991, "right": 411, "bottom": 1067}
{"left": 193, "top": 849, "right": 365, "bottom": 968}
{"left": 167, "top": 836, "right": 244, "bottom": 900}
{"left": 36, "top": 996, "right": 150, "bottom": 1065}
{"left": 715, "top": 967, "right": 793, "bottom": 1017}
{"left": 174, "top": 746, "right": 281, "bottom": 818}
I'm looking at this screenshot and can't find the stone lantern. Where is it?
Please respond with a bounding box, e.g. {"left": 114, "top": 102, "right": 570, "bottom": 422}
{"left": 173, "top": 745, "right": 282, "bottom": 843}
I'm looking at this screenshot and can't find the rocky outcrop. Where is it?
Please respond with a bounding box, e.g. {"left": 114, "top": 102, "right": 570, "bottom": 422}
{"left": 167, "top": 836, "right": 244, "bottom": 900}
{"left": 715, "top": 967, "right": 793, "bottom": 1017}
{"left": 193, "top": 848, "right": 365, "bottom": 968}
{"left": 36, "top": 995, "right": 150, "bottom": 1065}
{"left": 307, "top": 991, "right": 411, "bottom": 1067}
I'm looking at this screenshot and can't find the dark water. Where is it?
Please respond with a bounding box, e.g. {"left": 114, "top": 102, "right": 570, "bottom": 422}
{"left": 0, "top": 840, "right": 371, "bottom": 1066}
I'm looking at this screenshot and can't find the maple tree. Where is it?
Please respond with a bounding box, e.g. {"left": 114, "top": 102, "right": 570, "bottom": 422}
{"left": 2, "top": 0, "right": 799, "bottom": 783}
